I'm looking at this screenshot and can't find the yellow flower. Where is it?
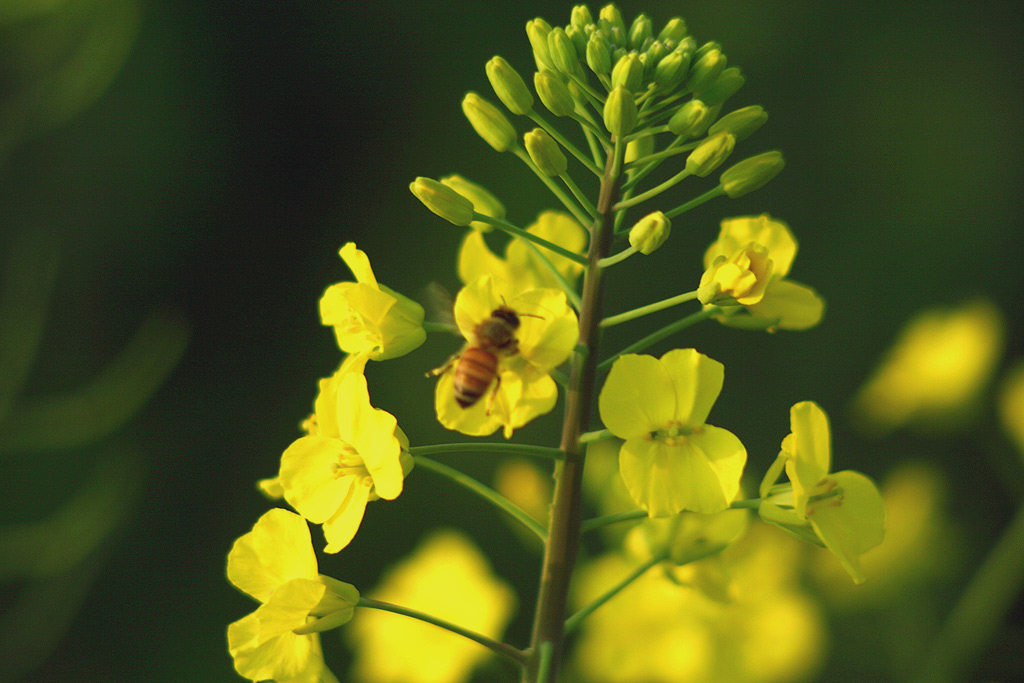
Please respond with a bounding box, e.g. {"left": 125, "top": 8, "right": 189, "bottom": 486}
{"left": 598, "top": 349, "right": 747, "bottom": 516}
{"left": 1000, "top": 361, "right": 1024, "bottom": 460}
{"left": 346, "top": 529, "right": 515, "bottom": 683}
{"left": 319, "top": 243, "right": 426, "bottom": 361}
{"left": 457, "top": 210, "right": 586, "bottom": 291}
{"left": 227, "top": 509, "right": 357, "bottom": 682}
{"left": 278, "top": 365, "right": 412, "bottom": 553}
{"left": 434, "top": 275, "right": 579, "bottom": 438}
{"left": 759, "top": 401, "right": 886, "bottom": 584}
{"left": 701, "top": 214, "right": 824, "bottom": 331}
{"left": 853, "top": 299, "right": 1004, "bottom": 434}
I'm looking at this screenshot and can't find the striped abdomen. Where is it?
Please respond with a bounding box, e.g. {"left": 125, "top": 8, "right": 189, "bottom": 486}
{"left": 453, "top": 347, "right": 499, "bottom": 408}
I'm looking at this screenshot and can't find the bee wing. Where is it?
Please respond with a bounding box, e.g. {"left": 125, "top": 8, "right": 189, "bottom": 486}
{"left": 421, "top": 281, "right": 460, "bottom": 334}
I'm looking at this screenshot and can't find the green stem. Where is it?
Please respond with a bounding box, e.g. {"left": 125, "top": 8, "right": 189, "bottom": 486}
{"left": 550, "top": 367, "right": 569, "bottom": 388}
{"left": 914, "top": 501, "right": 1024, "bottom": 683}
{"left": 573, "top": 109, "right": 611, "bottom": 151}
{"left": 664, "top": 186, "right": 726, "bottom": 219}
{"left": 614, "top": 166, "right": 693, "bottom": 211}
{"left": 528, "top": 110, "right": 602, "bottom": 176}
{"left": 624, "top": 124, "right": 670, "bottom": 142}
{"left": 357, "top": 597, "right": 528, "bottom": 667}
{"left": 625, "top": 140, "right": 700, "bottom": 169}
{"left": 560, "top": 173, "right": 598, "bottom": 219}
{"left": 581, "top": 497, "right": 762, "bottom": 534}
{"left": 579, "top": 428, "right": 613, "bottom": 444}
{"left": 423, "top": 321, "right": 458, "bottom": 334}
{"left": 518, "top": 236, "right": 584, "bottom": 311}
{"left": 598, "top": 307, "right": 721, "bottom": 371}
{"left": 566, "top": 71, "right": 605, "bottom": 109}
{"left": 600, "top": 291, "right": 699, "bottom": 328}
{"left": 620, "top": 136, "right": 689, "bottom": 195}
{"left": 511, "top": 147, "right": 592, "bottom": 226}
{"left": 596, "top": 245, "right": 637, "bottom": 268}
{"left": 472, "top": 213, "right": 588, "bottom": 267}
{"left": 563, "top": 550, "right": 669, "bottom": 633}
{"left": 581, "top": 124, "right": 604, "bottom": 168}
{"left": 409, "top": 443, "right": 564, "bottom": 460}
{"left": 414, "top": 456, "right": 548, "bottom": 541}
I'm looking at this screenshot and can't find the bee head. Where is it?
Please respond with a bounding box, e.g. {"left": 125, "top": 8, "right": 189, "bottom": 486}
{"left": 490, "top": 306, "right": 521, "bottom": 329}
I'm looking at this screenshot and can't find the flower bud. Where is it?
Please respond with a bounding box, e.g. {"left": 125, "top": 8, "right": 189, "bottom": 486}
{"left": 524, "top": 128, "right": 567, "bottom": 177}
{"left": 699, "top": 66, "right": 745, "bottom": 106}
{"left": 611, "top": 53, "right": 643, "bottom": 91}
{"left": 720, "top": 151, "right": 786, "bottom": 198}
{"left": 526, "top": 18, "right": 554, "bottom": 71}
{"left": 628, "top": 14, "right": 653, "bottom": 50}
{"left": 599, "top": 4, "right": 626, "bottom": 36}
{"left": 485, "top": 56, "right": 533, "bottom": 115}
{"left": 698, "top": 244, "right": 773, "bottom": 306}
{"left": 658, "top": 17, "right": 688, "bottom": 43}
{"left": 694, "top": 40, "right": 722, "bottom": 61}
{"left": 687, "top": 48, "right": 726, "bottom": 94}
{"left": 410, "top": 177, "right": 474, "bottom": 226}
{"left": 462, "top": 92, "right": 516, "bottom": 152}
{"left": 624, "top": 134, "right": 654, "bottom": 165}
{"left": 566, "top": 25, "right": 587, "bottom": 57}
{"left": 686, "top": 132, "right": 736, "bottom": 177}
{"left": 642, "top": 41, "right": 666, "bottom": 79}
{"left": 708, "top": 105, "right": 768, "bottom": 141}
{"left": 628, "top": 211, "right": 671, "bottom": 254}
{"left": 667, "top": 99, "right": 709, "bottom": 137}
{"left": 603, "top": 85, "right": 638, "bottom": 137}
{"left": 440, "top": 174, "right": 505, "bottom": 232}
{"left": 586, "top": 33, "right": 612, "bottom": 74}
{"left": 548, "top": 27, "right": 580, "bottom": 76}
{"left": 653, "top": 49, "right": 690, "bottom": 87}
{"left": 571, "top": 4, "right": 593, "bottom": 30}
{"left": 534, "top": 69, "right": 576, "bottom": 117}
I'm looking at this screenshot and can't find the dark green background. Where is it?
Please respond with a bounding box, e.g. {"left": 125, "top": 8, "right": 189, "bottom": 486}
{"left": 2, "top": 1, "right": 1022, "bottom": 681}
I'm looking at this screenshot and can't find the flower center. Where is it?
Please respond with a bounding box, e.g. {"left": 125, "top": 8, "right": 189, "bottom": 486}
{"left": 650, "top": 420, "right": 703, "bottom": 446}
{"left": 332, "top": 441, "right": 372, "bottom": 487}
{"left": 804, "top": 476, "right": 844, "bottom": 516}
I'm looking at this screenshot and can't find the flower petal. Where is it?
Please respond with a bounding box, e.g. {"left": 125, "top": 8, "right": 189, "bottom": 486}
{"left": 746, "top": 280, "right": 825, "bottom": 331}
{"left": 339, "top": 243, "right": 377, "bottom": 286}
{"left": 659, "top": 349, "right": 725, "bottom": 426}
{"left": 321, "top": 482, "right": 372, "bottom": 553}
{"left": 227, "top": 509, "right": 318, "bottom": 602}
{"left": 599, "top": 354, "right": 676, "bottom": 439}
{"left": 458, "top": 231, "right": 512, "bottom": 286}
{"left": 782, "top": 401, "right": 832, "bottom": 512}
{"left": 279, "top": 435, "right": 352, "bottom": 524}
{"left": 703, "top": 215, "right": 797, "bottom": 278}
{"left": 808, "top": 471, "right": 886, "bottom": 584}
{"left": 511, "top": 288, "right": 579, "bottom": 372}
{"left": 453, "top": 276, "right": 504, "bottom": 341}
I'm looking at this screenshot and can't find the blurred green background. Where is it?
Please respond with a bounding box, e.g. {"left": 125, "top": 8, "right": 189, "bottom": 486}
{"left": 1, "top": 1, "right": 1023, "bottom": 681}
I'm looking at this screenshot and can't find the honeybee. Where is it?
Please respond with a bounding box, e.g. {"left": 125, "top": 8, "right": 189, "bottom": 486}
{"left": 428, "top": 305, "right": 540, "bottom": 409}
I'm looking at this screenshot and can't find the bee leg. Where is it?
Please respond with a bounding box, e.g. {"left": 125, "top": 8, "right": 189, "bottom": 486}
{"left": 485, "top": 373, "right": 502, "bottom": 415}
{"left": 426, "top": 354, "right": 459, "bottom": 378}
{"left": 506, "top": 338, "right": 520, "bottom": 357}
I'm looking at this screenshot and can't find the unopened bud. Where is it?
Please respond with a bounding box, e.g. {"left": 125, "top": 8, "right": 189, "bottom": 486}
{"left": 526, "top": 18, "right": 554, "bottom": 71}
{"left": 628, "top": 211, "right": 671, "bottom": 254}
{"left": 698, "top": 244, "right": 773, "bottom": 306}
{"left": 534, "top": 70, "right": 576, "bottom": 117}
{"left": 687, "top": 48, "right": 726, "bottom": 94}
{"left": 586, "top": 33, "right": 612, "bottom": 74}
{"left": 611, "top": 54, "right": 643, "bottom": 91}
{"left": 410, "top": 177, "right": 474, "bottom": 226}
{"left": 642, "top": 41, "right": 667, "bottom": 79}
{"left": 686, "top": 132, "right": 736, "bottom": 177}
{"left": 603, "top": 85, "right": 638, "bottom": 137}
{"left": 462, "top": 92, "right": 516, "bottom": 152}
{"left": 548, "top": 27, "right": 580, "bottom": 76}
{"left": 694, "top": 41, "right": 722, "bottom": 61}
{"left": 708, "top": 105, "right": 768, "bottom": 141}
{"left": 654, "top": 50, "right": 690, "bottom": 87}
{"left": 566, "top": 25, "right": 587, "bottom": 57}
{"left": 658, "top": 17, "right": 687, "bottom": 43}
{"left": 720, "top": 151, "right": 786, "bottom": 198}
{"left": 599, "top": 4, "right": 626, "bottom": 36}
{"left": 485, "top": 56, "right": 533, "bottom": 115}
{"left": 571, "top": 4, "right": 594, "bottom": 30}
{"left": 439, "top": 174, "right": 505, "bottom": 232}
{"left": 524, "top": 128, "right": 567, "bottom": 177}
{"left": 699, "top": 67, "right": 744, "bottom": 106}
{"left": 628, "top": 14, "right": 653, "bottom": 50}
{"left": 624, "top": 134, "right": 654, "bottom": 165}
{"left": 667, "top": 99, "right": 710, "bottom": 137}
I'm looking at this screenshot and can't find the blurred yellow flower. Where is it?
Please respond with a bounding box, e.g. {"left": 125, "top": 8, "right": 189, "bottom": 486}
{"left": 458, "top": 210, "right": 586, "bottom": 290}
{"left": 278, "top": 366, "right": 412, "bottom": 553}
{"left": 998, "top": 361, "right": 1024, "bottom": 460}
{"left": 319, "top": 243, "right": 426, "bottom": 361}
{"left": 852, "top": 299, "right": 1004, "bottom": 434}
{"left": 227, "top": 509, "right": 356, "bottom": 683}
{"left": 494, "top": 458, "right": 551, "bottom": 524}
{"left": 701, "top": 215, "right": 824, "bottom": 331}
{"left": 434, "top": 275, "right": 579, "bottom": 438}
{"left": 346, "top": 529, "right": 516, "bottom": 683}
{"left": 598, "top": 349, "right": 747, "bottom": 516}
{"left": 571, "top": 524, "right": 824, "bottom": 683}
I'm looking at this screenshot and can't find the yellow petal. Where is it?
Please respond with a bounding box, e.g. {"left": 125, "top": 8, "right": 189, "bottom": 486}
{"left": 659, "top": 348, "right": 725, "bottom": 427}
{"left": 808, "top": 471, "right": 886, "bottom": 584}
{"left": 453, "top": 276, "right": 504, "bottom": 341}
{"left": 322, "top": 483, "right": 372, "bottom": 553}
{"left": 511, "top": 288, "right": 579, "bottom": 371}
{"left": 339, "top": 242, "right": 377, "bottom": 286}
{"left": 280, "top": 436, "right": 354, "bottom": 524}
{"left": 506, "top": 210, "right": 586, "bottom": 286}
{"left": 333, "top": 372, "right": 403, "bottom": 500}
{"left": 227, "top": 509, "right": 318, "bottom": 602}
{"left": 782, "top": 401, "right": 832, "bottom": 513}
{"left": 704, "top": 214, "right": 797, "bottom": 278}
{"left": 746, "top": 280, "right": 825, "bottom": 331}
{"left": 599, "top": 354, "right": 675, "bottom": 439}
{"left": 434, "top": 368, "right": 503, "bottom": 437}
{"left": 458, "top": 231, "right": 512, "bottom": 286}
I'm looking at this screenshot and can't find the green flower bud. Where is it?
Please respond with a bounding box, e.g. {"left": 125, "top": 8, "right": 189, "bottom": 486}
{"left": 462, "top": 92, "right": 516, "bottom": 152}
{"left": 611, "top": 53, "right": 643, "bottom": 91}
{"left": 686, "top": 131, "right": 736, "bottom": 177}
{"left": 658, "top": 17, "right": 687, "bottom": 43}
{"left": 642, "top": 41, "right": 667, "bottom": 79}
{"left": 720, "top": 151, "right": 786, "bottom": 198}
{"left": 548, "top": 27, "right": 580, "bottom": 76}
{"left": 534, "top": 70, "right": 576, "bottom": 117}
{"left": 524, "top": 128, "right": 568, "bottom": 177}
{"left": 603, "top": 85, "right": 637, "bottom": 137}
{"left": 699, "top": 66, "right": 745, "bottom": 106}
{"left": 566, "top": 25, "right": 587, "bottom": 58}
{"left": 439, "top": 174, "right": 505, "bottom": 232}
{"left": 653, "top": 49, "right": 690, "bottom": 87}
{"left": 599, "top": 4, "right": 626, "bottom": 36}
{"left": 628, "top": 14, "right": 652, "bottom": 50}
{"left": 628, "top": 211, "right": 671, "bottom": 254}
{"left": 410, "top": 177, "right": 474, "bottom": 226}
{"left": 694, "top": 40, "right": 722, "bottom": 61}
{"left": 586, "top": 33, "right": 612, "bottom": 74}
{"left": 526, "top": 18, "right": 554, "bottom": 71}
{"left": 708, "top": 105, "right": 768, "bottom": 141}
{"left": 688, "top": 48, "right": 726, "bottom": 94}
{"left": 624, "top": 134, "right": 654, "bottom": 165}
{"left": 485, "top": 56, "right": 533, "bottom": 115}
{"left": 611, "top": 45, "right": 627, "bottom": 65}
{"left": 667, "top": 99, "right": 709, "bottom": 137}
{"left": 571, "top": 4, "right": 594, "bottom": 30}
